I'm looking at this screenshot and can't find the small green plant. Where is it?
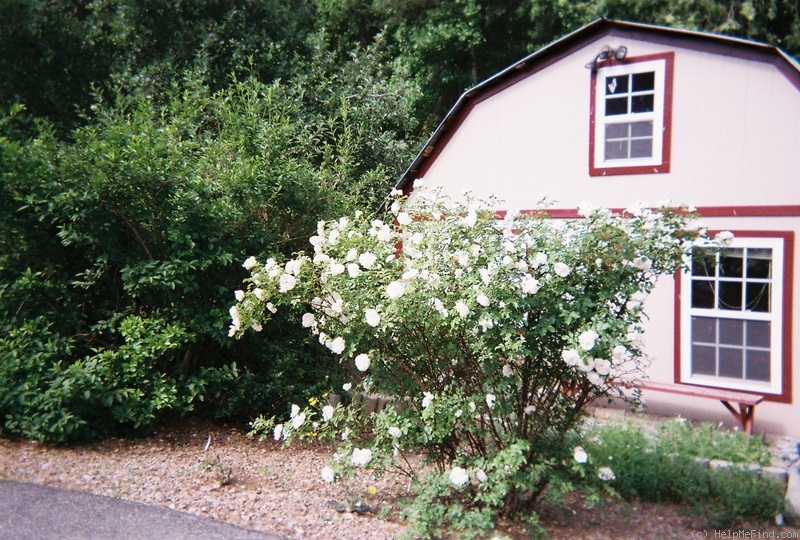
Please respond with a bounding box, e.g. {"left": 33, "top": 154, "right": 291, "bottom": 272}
{"left": 201, "top": 453, "right": 233, "bottom": 486}
{"left": 706, "top": 466, "right": 785, "bottom": 528}
{"left": 656, "top": 419, "right": 771, "bottom": 465}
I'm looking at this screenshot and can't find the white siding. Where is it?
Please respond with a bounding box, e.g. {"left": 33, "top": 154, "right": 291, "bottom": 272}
{"left": 419, "top": 38, "right": 800, "bottom": 212}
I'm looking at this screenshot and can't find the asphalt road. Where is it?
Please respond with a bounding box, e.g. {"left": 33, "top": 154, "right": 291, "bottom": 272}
{"left": 0, "top": 480, "right": 290, "bottom": 540}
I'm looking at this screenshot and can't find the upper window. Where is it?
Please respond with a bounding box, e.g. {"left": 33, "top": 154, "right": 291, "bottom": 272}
{"left": 678, "top": 234, "right": 792, "bottom": 401}
{"left": 590, "top": 52, "right": 673, "bottom": 176}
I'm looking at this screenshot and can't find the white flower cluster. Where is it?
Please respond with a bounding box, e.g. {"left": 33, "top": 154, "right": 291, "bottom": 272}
{"left": 561, "top": 329, "right": 628, "bottom": 386}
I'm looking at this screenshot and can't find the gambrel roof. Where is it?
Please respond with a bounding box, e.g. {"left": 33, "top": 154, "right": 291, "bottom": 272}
{"left": 395, "top": 18, "right": 800, "bottom": 193}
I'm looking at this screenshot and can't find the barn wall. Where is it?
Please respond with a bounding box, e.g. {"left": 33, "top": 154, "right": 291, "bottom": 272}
{"left": 413, "top": 36, "right": 800, "bottom": 436}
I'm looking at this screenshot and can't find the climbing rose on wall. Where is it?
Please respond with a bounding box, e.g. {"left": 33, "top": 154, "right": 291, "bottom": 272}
{"left": 230, "top": 185, "right": 718, "bottom": 534}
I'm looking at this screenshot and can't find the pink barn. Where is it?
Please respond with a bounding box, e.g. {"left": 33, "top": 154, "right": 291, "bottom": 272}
{"left": 395, "top": 19, "right": 800, "bottom": 437}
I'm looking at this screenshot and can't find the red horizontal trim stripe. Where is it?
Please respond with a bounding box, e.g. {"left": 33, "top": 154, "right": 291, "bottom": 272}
{"left": 499, "top": 205, "right": 800, "bottom": 219}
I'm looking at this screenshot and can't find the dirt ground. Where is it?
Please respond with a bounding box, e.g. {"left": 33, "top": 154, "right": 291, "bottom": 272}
{"left": 0, "top": 417, "right": 795, "bottom": 539}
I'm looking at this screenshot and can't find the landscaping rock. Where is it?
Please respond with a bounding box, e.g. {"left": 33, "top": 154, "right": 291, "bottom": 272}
{"left": 785, "top": 463, "right": 800, "bottom": 527}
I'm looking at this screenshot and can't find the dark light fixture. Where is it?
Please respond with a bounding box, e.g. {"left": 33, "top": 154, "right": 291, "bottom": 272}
{"left": 585, "top": 44, "right": 628, "bottom": 70}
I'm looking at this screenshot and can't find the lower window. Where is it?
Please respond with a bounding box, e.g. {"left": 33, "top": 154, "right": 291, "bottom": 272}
{"left": 679, "top": 234, "right": 790, "bottom": 399}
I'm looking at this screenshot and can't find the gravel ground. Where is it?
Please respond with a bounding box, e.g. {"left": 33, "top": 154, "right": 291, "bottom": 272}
{"left": 0, "top": 418, "right": 794, "bottom": 539}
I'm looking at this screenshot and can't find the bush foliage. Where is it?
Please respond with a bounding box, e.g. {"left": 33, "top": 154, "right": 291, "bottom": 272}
{"left": 0, "top": 67, "right": 414, "bottom": 442}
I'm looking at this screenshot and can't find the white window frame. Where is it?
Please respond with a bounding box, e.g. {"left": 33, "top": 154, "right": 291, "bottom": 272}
{"left": 679, "top": 236, "right": 785, "bottom": 395}
{"left": 592, "top": 58, "right": 667, "bottom": 171}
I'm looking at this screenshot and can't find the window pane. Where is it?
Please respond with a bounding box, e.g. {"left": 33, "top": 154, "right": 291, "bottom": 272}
{"left": 745, "top": 350, "right": 771, "bottom": 382}
{"left": 720, "top": 249, "right": 743, "bottom": 277}
{"left": 692, "top": 316, "right": 716, "bottom": 343}
{"left": 746, "top": 320, "right": 770, "bottom": 348}
{"left": 605, "top": 75, "right": 629, "bottom": 95}
{"left": 630, "top": 121, "right": 653, "bottom": 137}
{"left": 691, "top": 280, "right": 715, "bottom": 308}
{"left": 605, "top": 97, "right": 628, "bottom": 116}
{"left": 691, "top": 251, "right": 716, "bottom": 276}
{"left": 630, "top": 138, "right": 653, "bottom": 158}
{"left": 631, "top": 94, "right": 654, "bottom": 113}
{"left": 719, "top": 347, "right": 743, "bottom": 378}
{"left": 692, "top": 344, "right": 716, "bottom": 375}
{"left": 746, "top": 249, "right": 772, "bottom": 279}
{"left": 746, "top": 282, "right": 770, "bottom": 312}
{"left": 605, "top": 123, "right": 629, "bottom": 138}
{"left": 718, "top": 282, "right": 742, "bottom": 310}
{"left": 632, "top": 72, "right": 655, "bottom": 91}
{"left": 719, "top": 319, "right": 743, "bottom": 345}
{"left": 605, "top": 139, "right": 628, "bottom": 160}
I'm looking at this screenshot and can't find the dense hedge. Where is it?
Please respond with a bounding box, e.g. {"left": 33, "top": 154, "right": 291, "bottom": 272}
{"left": 0, "top": 71, "right": 413, "bottom": 443}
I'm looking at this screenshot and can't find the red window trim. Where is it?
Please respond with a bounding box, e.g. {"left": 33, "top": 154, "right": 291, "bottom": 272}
{"left": 589, "top": 52, "right": 674, "bottom": 177}
{"left": 673, "top": 230, "right": 794, "bottom": 403}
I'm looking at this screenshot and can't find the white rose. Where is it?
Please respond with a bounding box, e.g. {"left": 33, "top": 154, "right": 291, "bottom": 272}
{"left": 553, "top": 262, "right": 571, "bottom": 277}
{"left": 321, "top": 466, "right": 335, "bottom": 483}
{"left": 573, "top": 446, "right": 588, "bottom": 464}
{"left": 422, "top": 392, "right": 434, "bottom": 409}
{"left": 388, "top": 427, "right": 402, "bottom": 438}
{"left": 611, "top": 345, "right": 630, "bottom": 364}
{"left": 347, "top": 264, "right": 361, "bottom": 278}
{"left": 561, "top": 348, "right": 580, "bottom": 366}
{"left": 229, "top": 306, "right": 241, "bottom": 330}
{"left": 365, "top": 309, "right": 381, "bottom": 327}
{"left": 502, "top": 364, "right": 514, "bottom": 377}
{"left": 242, "top": 256, "right": 258, "bottom": 270}
{"left": 397, "top": 212, "right": 412, "bottom": 225}
{"left": 598, "top": 467, "right": 615, "bottom": 481}
{"left": 449, "top": 467, "right": 470, "bottom": 486}
{"left": 521, "top": 275, "right": 541, "bottom": 295}
{"left": 342, "top": 382, "right": 352, "bottom": 392}
{"left": 485, "top": 394, "right": 496, "bottom": 408}
{"left": 329, "top": 262, "right": 345, "bottom": 275}
{"left": 291, "top": 412, "right": 306, "bottom": 430}
{"left": 358, "top": 252, "right": 377, "bottom": 269}
{"left": 578, "top": 330, "right": 599, "bottom": 351}
{"left": 531, "top": 252, "right": 547, "bottom": 268}
{"left": 715, "top": 230, "right": 734, "bottom": 246}
{"left": 594, "top": 358, "right": 612, "bottom": 375}
{"left": 328, "top": 337, "right": 346, "bottom": 355}
{"left": 285, "top": 258, "right": 304, "bottom": 276}
{"left": 354, "top": 353, "right": 371, "bottom": 372}
{"left": 476, "top": 293, "right": 490, "bottom": 307}
{"left": 455, "top": 301, "right": 470, "bottom": 318}
{"left": 386, "top": 281, "right": 405, "bottom": 299}
{"left": 351, "top": 448, "right": 373, "bottom": 467}
{"left": 301, "top": 313, "right": 315, "bottom": 328}
{"left": 278, "top": 273, "right": 297, "bottom": 293}
{"left": 461, "top": 210, "right": 478, "bottom": 227}
{"left": 322, "top": 405, "right": 334, "bottom": 422}
{"left": 476, "top": 469, "right": 488, "bottom": 483}
{"left": 328, "top": 229, "right": 340, "bottom": 245}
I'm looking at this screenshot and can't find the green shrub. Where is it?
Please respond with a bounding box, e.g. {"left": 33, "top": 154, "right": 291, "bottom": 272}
{"left": 707, "top": 466, "right": 785, "bottom": 528}
{"left": 2, "top": 69, "right": 411, "bottom": 441}
{"left": 584, "top": 419, "right": 782, "bottom": 527}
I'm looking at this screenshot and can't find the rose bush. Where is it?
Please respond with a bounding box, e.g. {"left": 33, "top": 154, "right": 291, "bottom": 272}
{"left": 232, "top": 185, "right": 716, "bottom": 536}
